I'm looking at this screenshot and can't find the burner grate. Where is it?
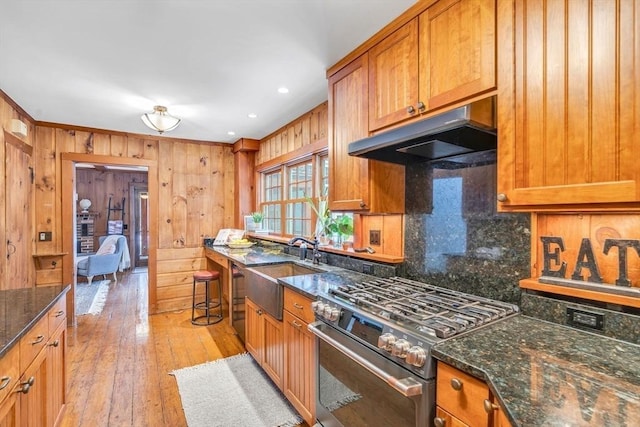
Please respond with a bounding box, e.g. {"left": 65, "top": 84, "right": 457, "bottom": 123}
{"left": 328, "top": 276, "right": 518, "bottom": 339}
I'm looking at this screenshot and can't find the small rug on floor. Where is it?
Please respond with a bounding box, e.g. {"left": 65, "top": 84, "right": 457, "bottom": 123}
{"left": 75, "top": 280, "right": 110, "bottom": 316}
{"left": 171, "top": 353, "right": 302, "bottom": 427}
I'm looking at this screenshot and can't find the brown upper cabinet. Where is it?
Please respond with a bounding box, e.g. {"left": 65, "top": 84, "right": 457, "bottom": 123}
{"left": 369, "top": 0, "right": 496, "bottom": 131}
{"left": 328, "top": 54, "right": 405, "bottom": 213}
{"left": 497, "top": 0, "right": 640, "bottom": 211}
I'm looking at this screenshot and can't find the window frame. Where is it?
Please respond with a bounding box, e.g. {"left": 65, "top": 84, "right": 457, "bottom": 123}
{"left": 257, "top": 150, "right": 328, "bottom": 239}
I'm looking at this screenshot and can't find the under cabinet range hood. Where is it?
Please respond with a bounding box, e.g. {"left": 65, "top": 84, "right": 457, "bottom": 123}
{"left": 348, "top": 97, "right": 496, "bottom": 165}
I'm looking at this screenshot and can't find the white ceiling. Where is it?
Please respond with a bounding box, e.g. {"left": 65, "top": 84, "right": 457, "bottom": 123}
{"left": 0, "top": 0, "right": 415, "bottom": 143}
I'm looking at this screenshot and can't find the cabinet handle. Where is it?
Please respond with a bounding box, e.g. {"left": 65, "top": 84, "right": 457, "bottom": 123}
{"left": 17, "top": 376, "right": 35, "bottom": 394}
{"left": 407, "top": 105, "right": 416, "bottom": 114}
{"left": 49, "top": 340, "right": 60, "bottom": 347}
{"left": 434, "top": 417, "right": 446, "bottom": 427}
{"left": 54, "top": 310, "right": 65, "bottom": 318}
{"left": 0, "top": 376, "right": 10, "bottom": 391}
{"left": 292, "top": 320, "right": 302, "bottom": 330}
{"left": 417, "top": 101, "right": 426, "bottom": 112}
{"left": 483, "top": 399, "right": 499, "bottom": 413}
{"left": 497, "top": 193, "right": 508, "bottom": 202}
{"left": 256, "top": 309, "right": 263, "bottom": 315}
{"left": 31, "top": 335, "right": 45, "bottom": 345}
{"left": 450, "top": 378, "right": 463, "bottom": 391}
{"left": 292, "top": 303, "right": 303, "bottom": 310}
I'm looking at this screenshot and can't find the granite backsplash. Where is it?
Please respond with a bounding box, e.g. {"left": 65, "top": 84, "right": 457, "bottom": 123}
{"left": 401, "top": 150, "right": 531, "bottom": 304}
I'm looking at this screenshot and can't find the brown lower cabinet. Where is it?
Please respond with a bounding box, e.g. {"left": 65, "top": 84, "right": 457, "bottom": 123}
{"left": 0, "top": 297, "right": 67, "bottom": 427}
{"left": 435, "top": 361, "right": 511, "bottom": 427}
{"left": 245, "top": 297, "right": 284, "bottom": 390}
{"left": 283, "top": 289, "right": 316, "bottom": 426}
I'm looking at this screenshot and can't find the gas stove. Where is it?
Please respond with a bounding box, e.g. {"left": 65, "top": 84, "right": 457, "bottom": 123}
{"left": 311, "top": 276, "right": 519, "bottom": 379}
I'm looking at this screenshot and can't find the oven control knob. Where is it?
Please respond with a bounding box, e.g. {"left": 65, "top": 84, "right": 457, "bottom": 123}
{"left": 323, "top": 305, "right": 334, "bottom": 319}
{"left": 312, "top": 301, "right": 325, "bottom": 315}
{"left": 327, "top": 307, "right": 341, "bottom": 322}
{"left": 406, "top": 346, "right": 427, "bottom": 367}
{"left": 377, "top": 333, "right": 397, "bottom": 351}
{"left": 391, "top": 339, "right": 412, "bottom": 358}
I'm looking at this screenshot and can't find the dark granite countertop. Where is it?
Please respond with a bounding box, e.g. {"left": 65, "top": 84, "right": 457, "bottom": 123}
{"left": 432, "top": 315, "right": 640, "bottom": 427}
{"left": 0, "top": 285, "right": 70, "bottom": 358}
{"left": 208, "top": 243, "right": 640, "bottom": 426}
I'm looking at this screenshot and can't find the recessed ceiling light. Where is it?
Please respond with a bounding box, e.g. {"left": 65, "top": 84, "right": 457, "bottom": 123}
{"left": 247, "top": 113, "right": 258, "bottom": 119}
{"left": 277, "top": 87, "right": 289, "bottom": 94}
{"left": 227, "top": 131, "right": 236, "bottom": 136}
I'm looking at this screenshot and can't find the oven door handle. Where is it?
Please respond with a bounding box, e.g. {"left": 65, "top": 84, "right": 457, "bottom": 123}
{"left": 308, "top": 321, "right": 423, "bottom": 397}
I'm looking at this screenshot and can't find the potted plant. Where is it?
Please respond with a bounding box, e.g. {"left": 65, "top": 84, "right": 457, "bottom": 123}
{"left": 305, "top": 193, "right": 334, "bottom": 246}
{"left": 334, "top": 214, "right": 354, "bottom": 250}
{"left": 251, "top": 211, "right": 264, "bottom": 231}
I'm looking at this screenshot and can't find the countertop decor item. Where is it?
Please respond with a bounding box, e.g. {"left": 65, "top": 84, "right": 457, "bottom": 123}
{"left": 140, "top": 105, "right": 181, "bottom": 134}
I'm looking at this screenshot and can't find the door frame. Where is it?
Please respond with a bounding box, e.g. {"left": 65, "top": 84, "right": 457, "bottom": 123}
{"left": 61, "top": 153, "right": 158, "bottom": 320}
{"left": 129, "top": 182, "right": 149, "bottom": 268}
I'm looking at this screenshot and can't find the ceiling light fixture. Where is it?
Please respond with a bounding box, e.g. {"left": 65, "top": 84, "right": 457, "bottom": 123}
{"left": 248, "top": 113, "right": 258, "bottom": 119}
{"left": 277, "top": 87, "right": 289, "bottom": 94}
{"left": 141, "top": 105, "right": 181, "bottom": 134}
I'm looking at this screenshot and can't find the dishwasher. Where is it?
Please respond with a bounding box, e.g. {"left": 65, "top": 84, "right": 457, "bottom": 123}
{"left": 231, "top": 263, "right": 247, "bottom": 342}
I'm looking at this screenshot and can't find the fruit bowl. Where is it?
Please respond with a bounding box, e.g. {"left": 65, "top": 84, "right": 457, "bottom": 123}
{"left": 227, "top": 242, "right": 255, "bottom": 249}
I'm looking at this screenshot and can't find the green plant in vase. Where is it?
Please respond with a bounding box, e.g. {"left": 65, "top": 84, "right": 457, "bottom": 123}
{"left": 334, "top": 214, "right": 354, "bottom": 249}
{"left": 251, "top": 211, "right": 264, "bottom": 230}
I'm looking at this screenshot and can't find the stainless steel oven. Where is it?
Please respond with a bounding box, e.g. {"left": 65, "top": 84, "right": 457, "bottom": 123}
{"left": 309, "top": 276, "right": 519, "bottom": 427}
{"left": 310, "top": 320, "right": 434, "bottom": 427}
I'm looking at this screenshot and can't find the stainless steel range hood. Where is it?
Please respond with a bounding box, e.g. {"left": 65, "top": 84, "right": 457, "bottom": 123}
{"left": 348, "top": 97, "right": 496, "bottom": 165}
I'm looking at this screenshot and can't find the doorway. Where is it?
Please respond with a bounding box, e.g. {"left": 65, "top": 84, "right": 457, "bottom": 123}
{"left": 61, "top": 153, "right": 158, "bottom": 322}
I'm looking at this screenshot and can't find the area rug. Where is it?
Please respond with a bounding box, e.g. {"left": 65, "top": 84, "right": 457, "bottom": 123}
{"left": 75, "top": 280, "right": 110, "bottom": 316}
{"left": 171, "top": 353, "right": 302, "bottom": 427}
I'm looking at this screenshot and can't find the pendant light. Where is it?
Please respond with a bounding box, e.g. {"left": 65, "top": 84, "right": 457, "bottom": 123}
{"left": 141, "top": 105, "right": 181, "bottom": 134}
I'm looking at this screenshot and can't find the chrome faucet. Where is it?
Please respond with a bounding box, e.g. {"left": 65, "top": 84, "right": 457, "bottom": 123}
{"left": 288, "top": 236, "right": 321, "bottom": 265}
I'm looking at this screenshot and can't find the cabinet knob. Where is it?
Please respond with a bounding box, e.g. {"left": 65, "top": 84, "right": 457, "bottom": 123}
{"left": 434, "top": 417, "right": 446, "bottom": 427}
{"left": 417, "top": 101, "right": 426, "bottom": 112}
{"left": 49, "top": 339, "right": 60, "bottom": 347}
{"left": 17, "top": 376, "right": 35, "bottom": 394}
{"left": 407, "top": 105, "right": 416, "bottom": 114}
{"left": 450, "top": 378, "right": 463, "bottom": 391}
{"left": 483, "top": 399, "right": 499, "bottom": 413}
{"left": 359, "top": 201, "right": 366, "bottom": 208}
{"left": 497, "top": 193, "right": 508, "bottom": 202}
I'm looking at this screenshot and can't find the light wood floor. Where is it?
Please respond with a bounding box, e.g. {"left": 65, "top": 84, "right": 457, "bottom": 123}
{"left": 61, "top": 269, "right": 246, "bottom": 427}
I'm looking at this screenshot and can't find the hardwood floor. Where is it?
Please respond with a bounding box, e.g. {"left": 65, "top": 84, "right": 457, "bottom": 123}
{"left": 61, "top": 269, "right": 246, "bottom": 427}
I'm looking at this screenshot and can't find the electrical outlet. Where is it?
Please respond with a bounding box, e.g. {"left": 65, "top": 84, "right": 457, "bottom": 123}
{"left": 39, "top": 232, "right": 52, "bottom": 241}
{"left": 369, "top": 230, "right": 381, "bottom": 246}
{"left": 566, "top": 308, "right": 604, "bottom": 331}
{"left": 362, "top": 263, "right": 374, "bottom": 275}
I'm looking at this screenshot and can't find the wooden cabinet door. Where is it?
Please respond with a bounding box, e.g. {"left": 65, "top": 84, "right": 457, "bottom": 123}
{"left": 419, "top": 0, "right": 496, "bottom": 110}
{"left": 5, "top": 139, "right": 33, "bottom": 289}
{"left": 328, "top": 54, "right": 372, "bottom": 212}
{"left": 328, "top": 54, "right": 406, "bottom": 213}
{"left": 283, "top": 310, "right": 315, "bottom": 425}
{"left": 46, "top": 323, "right": 66, "bottom": 427}
{"left": 497, "top": 0, "right": 640, "bottom": 209}
{"left": 20, "top": 348, "right": 48, "bottom": 427}
{"left": 261, "top": 312, "right": 284, "bottom": 391}
{"left": 368, "top": 18, "right": 419, "bottom": 131}
{"left": 0, "top": 385, "right": 20, "bottom": 427}
{"left": 244, "top": 298, "right": 263, "bottom": 363}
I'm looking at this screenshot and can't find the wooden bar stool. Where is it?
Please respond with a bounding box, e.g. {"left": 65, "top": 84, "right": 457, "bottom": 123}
{"left": 191, "top": 270, "right": 223, "bottom": 325}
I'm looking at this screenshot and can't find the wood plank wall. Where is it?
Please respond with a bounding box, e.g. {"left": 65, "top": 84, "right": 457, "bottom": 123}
{"left": 256, "top": 102, "right": 328, "bottom": 165}
{"left": 0, "top": 92, "right": 36, "bottom": 290}
{"left": 33, "top": 125, "right": 235, "bottom": 313}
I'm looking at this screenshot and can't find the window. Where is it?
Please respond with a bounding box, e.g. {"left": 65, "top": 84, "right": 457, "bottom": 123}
{"left": 258, "top": 152, "right": 327, "bottom": 238}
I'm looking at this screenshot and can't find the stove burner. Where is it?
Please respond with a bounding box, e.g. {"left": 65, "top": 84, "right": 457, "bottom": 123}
{"left": 327, "top": 276, "right": 518, "bottom": 339}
